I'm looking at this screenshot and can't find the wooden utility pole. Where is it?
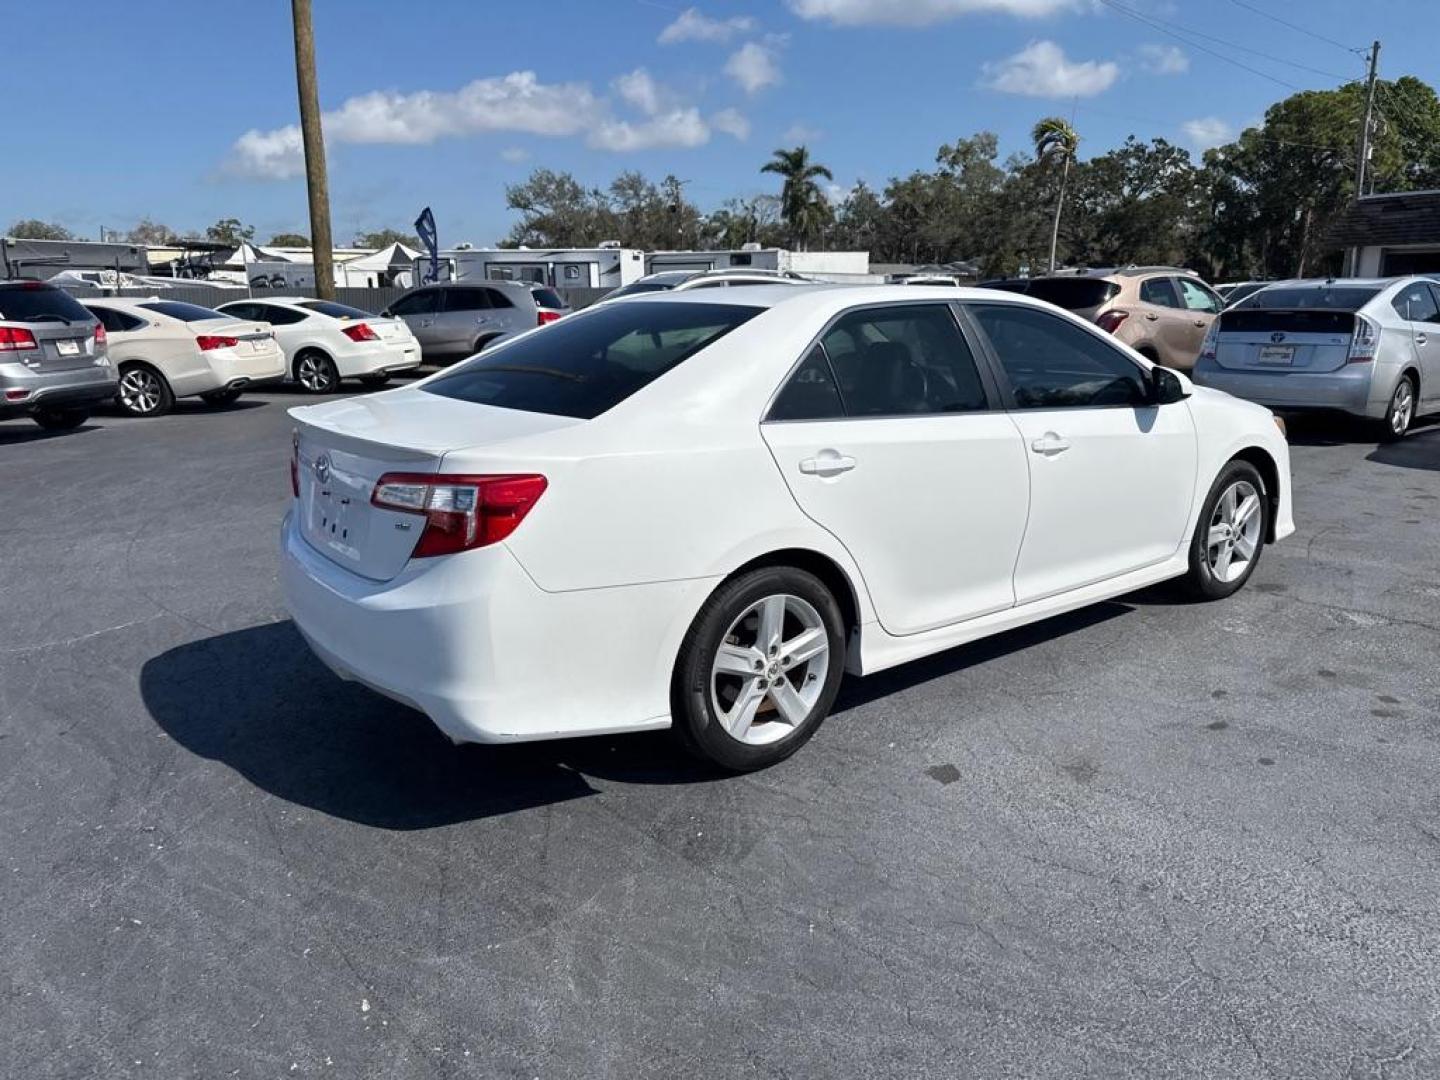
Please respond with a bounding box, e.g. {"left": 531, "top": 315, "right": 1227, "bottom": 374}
{"left": 1355, "top": 41, "right": 1381, "bottom": 200}
{"left": 291, "top": 0, "right": 335, "bottom": 300}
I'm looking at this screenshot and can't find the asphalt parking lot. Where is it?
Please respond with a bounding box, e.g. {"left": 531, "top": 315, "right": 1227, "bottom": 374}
{"left": 3, "top": 386, "right": 1439, "bottom": 1080}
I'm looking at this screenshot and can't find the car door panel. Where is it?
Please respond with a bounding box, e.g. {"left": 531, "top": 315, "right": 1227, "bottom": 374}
{"left": 1417, "top": 284, "right": 1440, "bottom": 406}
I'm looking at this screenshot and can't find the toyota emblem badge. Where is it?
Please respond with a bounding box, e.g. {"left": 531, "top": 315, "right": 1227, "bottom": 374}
{"left": 1270, "top": 331, "right": 1287, "bottom": 343}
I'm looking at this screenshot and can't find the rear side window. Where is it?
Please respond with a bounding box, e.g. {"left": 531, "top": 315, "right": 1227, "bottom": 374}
{"left": 1235, "top": 285, "right": 1379, "bottom": 311}
{"left": 1391, "top": 284, "right": 1440, "bottom": 324}
{"left": 424, "top": 301, "right": 762, "bottom": 419}
{"left": 768, "top": 344, "right": 845, "bottom": 421}
{"left": 819, "top": 304, "right": 988, "bottom": 416}
{"left": 0, "top": 284, "right": 95, "bottom": 324}
{"left": 299, "top": 300, "right": 372, "bottom": 319}
{"left": 1020, "top": 278, "right": 1120, "bottom": 311}
{"left": 970, "top": 303, "right": 1148, "bottom": 409}
{"left": 138, "top": 301, "right": 226, "bottom": 322}
{"left": 86, "top": 307, "right": 143, "bottom": 333}
{"left": 1140, "top": 278, "right": 1180, "bottom": 308}
{"left": 531, "top": 288, "right": 565, "bottom": 310}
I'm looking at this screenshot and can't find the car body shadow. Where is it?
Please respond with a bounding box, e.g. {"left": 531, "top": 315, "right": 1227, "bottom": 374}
{"left": 1367, "top": 425, "right": 1440, "bottom": 472}
{"left": 0, "top": 420, "right": 102, "bottom": 444}
{"left": 140, "top": 620, "right": 722, "bottom": 831}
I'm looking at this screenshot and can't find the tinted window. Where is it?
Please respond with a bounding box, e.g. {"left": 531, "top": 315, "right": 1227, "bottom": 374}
{"left": 971, "top": 303, "right": 1148, "bottom": 409}
{"left": 424, "top": 301, "right": 761, "bottom": 419}
{"left": 768, "top": 344, "right": 845, "bottom": 421}
{"left": 1224, "top": 282, "right": 1270, "bottom": 306}
{"left": 443, "top": 289, "right": 490, "bottom": 312}
{"left": 820, "top": 304, "right": 987, "bottom": 416}
{"left": 606, "top": 282, "right": 674, "bottom": 299}
{"left": 0, "top": 284, "right": 95, "bottom": 324}
{"left": 1391, "top": 284, "right": 1440, "bottom": 324}
{"left": 531, "top": 288, "right": 565, "bottom": 310}
{"left": 299, "top": 300, "right": 372, "bottom": 319}
{"left": 1020, "top": 278, "right": 1120, "bottom": 310}
{"left": 85, "top": 306, "right": 139, "bottom": 333}
{"left": 1235, "top": 285, "right": 1380, "bottom": 311}
{"left": 1176, "top": 278, "right": 1221, "bottom": 313}
{"left": 217, "top": 302, "right": 262, "bottom": 321}
{"left": 1140, "top": 278, "right": 1180, "bottom": 308}
{"left": 485, "top": 289, "right": 515, "bottom": 310}
{"left": 388, "top": 290, "right": 439, "bottom": 316}
{"left": 138, "top": 301, "right": 227, "bottom": 322}
{"left": 254, "top": 304, "right": 307, "bottom": 325}
{"left": 975, "top": 279, "right": 1032, "bottom": 295}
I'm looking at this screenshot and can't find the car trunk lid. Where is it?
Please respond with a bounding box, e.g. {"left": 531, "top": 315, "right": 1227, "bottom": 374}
{"left": 291, "top": 389, "right": 581, "bottom": 581}
{"left": 1213, "top": 308, "right": 1356, "bottom": 373}
{"left": 7, "top": 320, "right": 101, "bottom": 372}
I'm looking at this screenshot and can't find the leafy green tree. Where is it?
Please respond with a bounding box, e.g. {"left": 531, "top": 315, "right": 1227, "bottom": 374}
{"left": 205, "top": 218, "right": 255, "bottom": 246}
{"left": 126, "top": 218, "right": 177, "bottom": 245}
{"left": 269, "top": 232, "right": 310, "bottom": 246}
{"left": 353, "top": 228, "right": 418, "bottom": 249}
{"left": 761, "top": 146, "right": 834, "bottom": 250}
{"left": 7, "top": 219, "right": 73, "bottom": 241}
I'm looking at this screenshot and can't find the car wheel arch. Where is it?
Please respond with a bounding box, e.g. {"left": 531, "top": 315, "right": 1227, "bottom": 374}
{"left": 1227, "top": 445, "right": 1281, "bottom": 543}
{"left": 716, "top": 548, "right": 863, "bottom": 643}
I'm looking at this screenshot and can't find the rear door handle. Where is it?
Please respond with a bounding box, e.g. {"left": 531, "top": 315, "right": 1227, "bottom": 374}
{"left": 1417, "top": 334, "right": 1429, "bottom": 346}
{"left": 1144, "top": 313, "right": 1159, "bottom": 321}
{"left": 1194, "top": 319, "right": 1207, "bottom": 327}
{"left": 799, "top": 452, "right": 856, "bottom": 477}
{"left": 1030, "top": 433, "right": 1070, "bottom": 456}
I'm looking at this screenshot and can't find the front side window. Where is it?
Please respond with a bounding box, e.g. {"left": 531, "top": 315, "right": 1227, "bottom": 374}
{"left": 217, "top": 302, "right": 261, "bottom": 321}
{"left": 255, "top": 304, "right": 307, "bottom": 326}
{"left": 970, "top": 303, "right": 1149, "bottom": 409}
{"left": 424, "top": 300, "right": 762, "bottom": 419}
{"left": 388, "top": 290, "right": 438, "bottom": 317}
{"left": 819, "top": 304, "right": 988, "bottom": 417}
{"left": 1392, "top": 284, "right": 1440, "bottom": 324}
{"left": 768, "top": 344, "right": 845, "bottom": 421}
{"left": 1139, "top": 278, "right": 1180, "bottom": 308}
{"left": 443, "top": 289, "right": 490, "bottom": 312}
{"left": 1176, "top": 278, "right": 1221, "bottom": 313}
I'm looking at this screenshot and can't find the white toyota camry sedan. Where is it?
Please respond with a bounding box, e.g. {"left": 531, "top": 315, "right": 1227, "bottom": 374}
{"left": 281, "top": 285, "right": 1294, "bottom": 770}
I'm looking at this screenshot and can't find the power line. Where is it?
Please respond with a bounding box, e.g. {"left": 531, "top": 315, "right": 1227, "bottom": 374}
{"left": 1224, "top": 0, "right": 1364, "bottom": 56}
{"left": 1072, "top": 103, "right": 1353, "bottom": 155}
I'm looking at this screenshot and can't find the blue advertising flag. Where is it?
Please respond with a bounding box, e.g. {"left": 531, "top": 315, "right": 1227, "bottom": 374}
{"left": 414, "top": 207, "right": 438, "bottom": 283}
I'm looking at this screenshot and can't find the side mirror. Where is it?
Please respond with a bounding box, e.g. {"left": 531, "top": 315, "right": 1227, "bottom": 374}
{"left": 1151, "top": 366, "right": 1190, "bottom": 405}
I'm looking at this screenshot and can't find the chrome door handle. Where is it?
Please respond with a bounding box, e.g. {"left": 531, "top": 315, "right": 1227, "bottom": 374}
{"left": 1194, "top": 319, "right": 1207, "bottom": 327}
{"left": 1030, "top": 433, "right": 1070, "bottom": 456}
{"left": 1144, "top": 313, "right": 1159, "bottom": 321}
{"left": 799, "top": 452, "right": 856, "bottom": 477}
{"left": 1417, "top": 334, "right": 1429, "bottom": 346}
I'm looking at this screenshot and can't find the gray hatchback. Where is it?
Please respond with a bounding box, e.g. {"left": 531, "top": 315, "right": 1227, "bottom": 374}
{"left": 0, "top": 281, "right": 115, "bottom": 430}
{"left": 383, "top": 281, "right": 569, "bottom": 363}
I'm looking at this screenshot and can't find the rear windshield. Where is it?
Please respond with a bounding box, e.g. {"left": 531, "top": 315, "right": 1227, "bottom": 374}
{"left": 975, "top": 280, "right": 1031, "bottom": 294}
{"left": 139, "top": 301, "right": 226, "bottom": 322}
{"left": 424, "top": 301, "right": 762, "bottom": 419}
{"left": 1234, "top": 285, "right": 1379, "bottom": 312}
{"left": 530, "top": 288, "right": 566, "bottom": 310}
{"left": 1020, "top": 278, "right": 1121, "bottom": 310}
{"left": 606, "top": 282, "right": 674, "bottom": 299}
{"left": 298, "top": 300, "right": 372, "bottom": 319}
{"left": 0, "top": 284, "right": 94, "bottom": 324}
{"left": 1220, "top": 309, "right": 1357, "bottom": 335}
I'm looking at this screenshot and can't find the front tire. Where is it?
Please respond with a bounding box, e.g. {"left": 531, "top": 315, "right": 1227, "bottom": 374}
{"left": 116, "top": 363, "right": 174, "bottom": 417}
{"left": 1377, "top": 374, "right": 1416, "bottom": 442}
{"left": 31, "top": 408, "right": 89, "bottom": 431}
{"left": 294, "top": 351, "right": 339, "bottom": 394}
{"left": 1180, "top": 460, "right": 1268, "bottom": 600}
{"left": 671, "top": 567, "right": 846, "bottom": 771}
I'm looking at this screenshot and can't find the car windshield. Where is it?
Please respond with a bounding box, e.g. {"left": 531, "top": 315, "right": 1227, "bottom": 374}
{"left": 299, "top": 300, "right": 372, "bottom": 320}
{"left": 1234, "top": 285, "right": 1380, "bottom": 311}
{"left": 0, "top": 284, "right": 94, "bottom": 324}
{"left": 139, "top": 301, "right": 227, "bottom": 322}
{"left": 424, "top": 301, "right": 762, "bottom": 419}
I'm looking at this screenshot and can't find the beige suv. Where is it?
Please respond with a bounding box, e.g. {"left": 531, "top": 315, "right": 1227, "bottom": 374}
{"left": 979, "top": 267, "right": 1223, "bottom": 371}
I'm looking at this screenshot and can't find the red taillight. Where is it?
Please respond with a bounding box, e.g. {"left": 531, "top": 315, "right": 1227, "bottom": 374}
{"left": 5, "top": 388, "right": 30, "bottom": 401}
{"left": 1096, "top": 310, "right": 1129, "bottom": 334}
{"left": 342, "top": 322, "right": 378, "bottom": 342}
{"left": 1347, "top": 314, "right": 1379, "bottom": 364}
{"left": 371, "top": 473, "right": 548, "bottom": 557}
{"left": 536, "top": 310, "right": 562, "bottom": 327}
{"left": 197, "top": 335, "right": 240, "bottom": 351}
{"left": 0, "top": 326, "right": 38, "bottom": 351}
{"left": 290, "top": 429, "right": 300, "bottom": 498}
{"left": 93, "top": 323, "right": 107, "bottom": 347}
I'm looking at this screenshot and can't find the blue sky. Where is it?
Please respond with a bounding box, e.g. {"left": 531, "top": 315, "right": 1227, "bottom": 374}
{"left": 2, "top": 0, "right": 1433, "bottom": 246}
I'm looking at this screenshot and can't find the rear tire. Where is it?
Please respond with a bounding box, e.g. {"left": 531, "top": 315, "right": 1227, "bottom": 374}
{"left": 200, "top": 388, "right": 243, "bottom": 407}
{"left": 31, "top": 408, "right": 89, "bottom": 431}
{"left": 1377, "top": 374, "right": 1416, "bottom": 442}
{"left": 116, "top": 362, "right": 174, "bottom": 417}
{"left": 671, "top": 566, "right": 846, "bottom": 771}
{"left": 1179, "top": 459, "right": 1268, "bottom": 601}
{"left": 294, "top": 350, "right": 339, "bottom": 394}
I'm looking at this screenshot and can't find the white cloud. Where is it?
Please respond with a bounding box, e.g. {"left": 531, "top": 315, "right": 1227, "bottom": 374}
{"left": 1182, "top": 116, "right": 1235, "bottom": 150}
{"left": 782, "top": 122, "right": 824, "bottom": 142}
{"left": 499, "top": 146, "right": 530, "bottom": 163}
{"left": 658, "top": 7, "right": 757, "bottom": 44}
{"left": 726, "top": 42, "right": 783, "bottom": 95}
{"left": 588, "top": 108, "right": 712, "bottom": 152}
{"left": 614, "top": 68, "right": 667, "bottom": 115}
{"left": 788, "top": 0, "right": 1078, "bottom": 26}
{"left": 824, "top": 182, "right": 851, "bottom": 204}
{"left": 226, "top": 125, "right": 305, "bottom": 180}
{"left": 1139, "top": 43, "right": 1188, "bottom": 75}
{"left": 711, "top": 108, "right": 751, "bottom": 140}
{"left": 981, "top": 40, "right": 1118, "bottom": 98}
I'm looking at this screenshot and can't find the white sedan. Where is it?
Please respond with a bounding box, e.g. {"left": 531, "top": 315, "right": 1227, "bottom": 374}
{"left": 82, "top": 299, "right": 284, "bottom": 417}
{"left": 215, "top": 297, "right": 420, "bottom": 394}
{"left": 281, "top": 286, "right": 1294, "bottom": 770}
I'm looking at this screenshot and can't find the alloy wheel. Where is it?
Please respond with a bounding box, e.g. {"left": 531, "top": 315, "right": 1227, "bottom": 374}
{"left": 296, "top": 355, "right": 334, "bottom": 392}
{"left": 1390, "top": 379, "right": 1414, "bottom": 435}
{"left": 119, "top": 368, "right": 163, "bottom": 414}
{"left": 710, "top": 593, "right": 830, "bottom": 745}
{"left": 1205, "top": 479, "right": 1262, "bottom": 583}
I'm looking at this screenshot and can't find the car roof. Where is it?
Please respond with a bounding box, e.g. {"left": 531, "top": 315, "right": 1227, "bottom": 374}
{"left": 609, "top": 282, "right": 1073, "bottom": 317}
{"left": 83, "top": 296, "right": 217, "bottom": 311}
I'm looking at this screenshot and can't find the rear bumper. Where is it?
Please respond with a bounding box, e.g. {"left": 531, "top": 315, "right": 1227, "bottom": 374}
{"left": 0, "top": 361, "right": 118, "bottom": 418}
{"left": 1192, "top": 360, "right": 1382, "bottom": 418}
{"left": 172, "top": 348, "right": 287, "bottom": 397}
{"left": 333, "top": 341, "right": 421, "bottom": 379}
{"left": 279, "top": 510, "right": 712, "bottom": 743}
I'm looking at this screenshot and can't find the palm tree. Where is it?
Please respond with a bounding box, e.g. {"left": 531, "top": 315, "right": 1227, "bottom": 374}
{"left": 761, "top": 146, "right": 833, "bottom": 250}
{"left": 1033, "top": 117, "right": 1079, "bottom": 273}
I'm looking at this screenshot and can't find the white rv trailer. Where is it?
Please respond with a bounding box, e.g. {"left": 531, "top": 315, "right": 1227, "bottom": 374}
{"left": 644, "top": 245, "right": 877, "bottom": 283}
{"left": 417, "top": 246, "right": 646, "bottom": 289}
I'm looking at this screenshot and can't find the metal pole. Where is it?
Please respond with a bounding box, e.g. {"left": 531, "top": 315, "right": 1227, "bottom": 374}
{"left": 291, "top": 0, "right": 335, "bottom": 300}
